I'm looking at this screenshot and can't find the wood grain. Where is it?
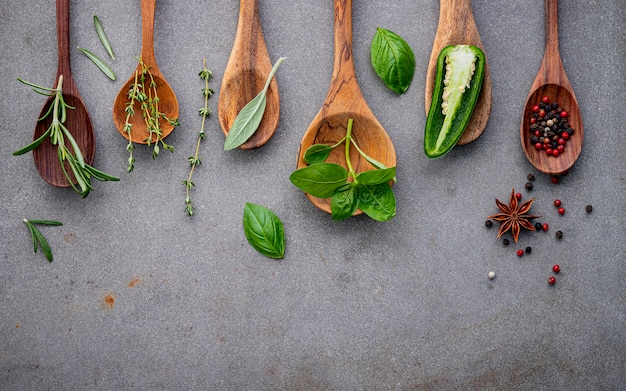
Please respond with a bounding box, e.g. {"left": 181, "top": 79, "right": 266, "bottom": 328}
{"left": 218, "top": 0, "right": 280, "bottom": 150}
{"left": 296, "top": 0, "right": 396, "bottom": 215}
{"left": 424, "top": 0, "right": 492, "bottom": 145}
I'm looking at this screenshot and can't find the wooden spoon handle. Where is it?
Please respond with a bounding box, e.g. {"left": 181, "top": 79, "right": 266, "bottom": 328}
{"left": 55, "top": 0, "right": 74, "bottom": 90}
{"left": 331, "top": 0, "right": 357, "bottom": 86}
{"left": 535, "top": 0, "right": 570, "bottom": 89}
{"left": 140, "top": 0, "right": 157, "bottom": 67}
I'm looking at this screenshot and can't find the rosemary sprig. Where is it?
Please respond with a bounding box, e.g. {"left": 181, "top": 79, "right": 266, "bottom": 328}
{"left": 13, "top": 76, "right": 119, "bottom": 197}
{"left": 123, "top": 57, "right": 178, "bottom": 171}
{"left": 183, "top": 58, "right": 214, "bottom": 216}
{"left": 22, "top": 219, "right": 63, "bottom": 262}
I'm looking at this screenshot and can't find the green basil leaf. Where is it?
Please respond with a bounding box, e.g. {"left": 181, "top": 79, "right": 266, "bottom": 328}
{"left": 303, "top": 144, "right": 333, "bottom": 165}
{"left": 356, "top": 167, "right": 396, "bottom": 186}
{"left": 243, "top": 203, "right": 285, "bottom": 259}
{"left": 223, "top": 57, "right": 285, "bottom": 150}
{"left": 331, "top": 184, "right": 358, "bottom": 221}
{"left": 370, "top": 27, "right": 415, "bottom": 94}
{"left": 289, "top": 163, "right": 348, "bottom": 198}
{"left": 358, "top": 183, "right": 396, "bottom": 221}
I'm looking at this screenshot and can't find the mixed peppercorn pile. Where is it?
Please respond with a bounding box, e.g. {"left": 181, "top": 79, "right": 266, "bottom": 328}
{"left": 530, "top": 96, "right": 574, "bottom": 158}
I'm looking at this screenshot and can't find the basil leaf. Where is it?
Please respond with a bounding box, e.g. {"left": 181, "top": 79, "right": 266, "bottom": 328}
{"left": 331, "top": 184, "right": 358, "bottom": 221}
{"left": 370, "top": 28, "right": 415, "bottom": 94}
{"left": 223, "top": 57, "right": 285, "bottom": 150}
{"left": 303, "top": 144, "right": 333, "bottom": 164}
{"left": 356, "top": 167, "right": 396, "bottom": 186}
{"left": 358, "top": 183, "right": 396, "bottom": 221}
{"left": 243, "top": 203, "right": 285, "bottom": 259}
{"left": 289, "top": 163, "right": 348, "bottom": 198}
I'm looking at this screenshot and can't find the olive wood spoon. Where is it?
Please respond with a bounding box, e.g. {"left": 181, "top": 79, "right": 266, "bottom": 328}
{"left": 520, "top": 0, "right": 582, "bottom": 175}
{"left": 218, "top": 0, "right": 279, "bottom": 149}
{"left": 33, "top": 0, "right": 95, "bottom": 187}
{"left": 112, "top": 0, "right": 178, "bottom": 144}
{"left": 296, "top": 0, "right": 396, "bottom": 214}
{"left": 424, "top": 0, "right": 492, "bottom": 145}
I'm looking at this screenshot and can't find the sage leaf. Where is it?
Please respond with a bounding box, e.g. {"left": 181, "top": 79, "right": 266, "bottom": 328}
{"left": 304, "top": 144, "right": 333, "bottom": 165}
{"left": 331, "top": 184, "right": 358, "bottom": 221}
{"left": 93, "top": 15, "right": 115, "bottom": 60}
{"left": 358, "top": 183, "right": 396, "bottom": 221}
{"left": 223, "top": 57, "right": 285, "bottom": 150}
{"left": 356, "top": 167, "right": 396, "bottom": 186}
{"left": 289, "top": 163, "right": 348, "bottom": 198}
{"left": 77, "top": 47, "right": 116, "bottom": 80}
{"left": 371, "top": 28, "right": 415, "bottom": 94}
{"left": 243, "top": 203, "right": 285, "bottom": 259}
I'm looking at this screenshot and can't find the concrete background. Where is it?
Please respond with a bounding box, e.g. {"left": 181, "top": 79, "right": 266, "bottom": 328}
{"left": 1, "top": 0, "right": 624, "bottom": 389}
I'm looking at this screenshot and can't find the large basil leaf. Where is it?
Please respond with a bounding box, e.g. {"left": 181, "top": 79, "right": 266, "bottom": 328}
{"left": 289, "top": 163, "right": 348, "bottom": 198}
{"left": 370, "top": 28, "right": 415, "bottom": 94}
{"left": 358, "top": 183, "right": 396, "bottom": 221}
{"left": 331, "top": 184, "right": 358, "bottom": 221}
{"left": 303, "top": 144, "right": 333, "bottom": 165}
{"left": 356, "top": 167, "right": 396, "bottom": 186}
{"left": 243, "top": 203, "right": 285, "bottom": 259}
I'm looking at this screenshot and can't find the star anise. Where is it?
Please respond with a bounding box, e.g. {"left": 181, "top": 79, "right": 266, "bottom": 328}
{"left": 487, "top": 189, "right": 541, "bottom": 243}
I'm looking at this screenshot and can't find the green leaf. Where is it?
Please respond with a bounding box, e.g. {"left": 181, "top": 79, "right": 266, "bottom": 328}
{"left": 77, "top": 47, "right": 116, "bottom": 81}
{"left": 289, "top": 163, "right": 348, "bottom": 198}
{"left": 356, "top": 167, "right": 396, "bottom": 186}
{"left": 223, "top": 57, "right": 285, "bottom": 150}
{"left": 331, "top": 184, "right": 358, "bottom": 221}
{"left": 31, "top": 226, "right": 53, "bottom": 262}
{"left": 358, "top": 183, "right": 396, "bottom": 221}
{"left": 28, "top": 220, "right": 63, "bottom": 226}
{"left": 93, "top": 15, "right": 115, "bottom": 60}
{"left": 22, "top": 219, "right": 60, "bottom": 262}
{"left": 243, "top": 203, "right": 285, "bottom": 259}
{"left": 12, "top": 127, "right": 51, "bottom": 156}
{"left": 303, "top": 144, "right": 333, "bottom": 165}
{"left": 370, "top": 27, "right": 415, "bottom": 94}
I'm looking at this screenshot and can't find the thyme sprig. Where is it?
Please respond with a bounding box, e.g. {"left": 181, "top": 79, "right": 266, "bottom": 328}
{"left": 13, "top": 76, "right": 119, "bottom": 197}
{"left": 183, "top": 58, "right": 214, "bottom": 216}
{"left": 123, "top": 57, "right": 179, "bottom": 172}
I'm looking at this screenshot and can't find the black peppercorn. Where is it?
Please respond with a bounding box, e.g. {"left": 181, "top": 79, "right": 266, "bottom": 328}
{"left": 525, "top": 182, "right": 533, "bottom": 191}
{"left": 503, "top": 239, "right": 510, "bottom": 246}
{"left": 525, "top": 246, "right": 532, "bottom": 254}
{"left": 527, "top": 174, "right": 535, "bottom": 181}
{"left": 556, "top": 230, "right": 563, "bottom": 239}
{"left": 485, "top": 220, "right": 493, "bottom": 227}
{"left": 586, "top": 205, "right": 593, "bottom": 213}
{"left": 535, "top": 222, "right": 543, "bottom": 231}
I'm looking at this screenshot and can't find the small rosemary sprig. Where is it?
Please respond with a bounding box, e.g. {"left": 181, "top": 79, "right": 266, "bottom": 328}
{"left": 183, "top": 58, "right": 214, "bottom": 216}
{"left": 13, "top": 76, "right": 119, "bottom": 197}
{"left": 123, "top": 57, "right": 179, "bottom": 171}
{"left": 22, "top": 219, "right": 63, "bottom": 262}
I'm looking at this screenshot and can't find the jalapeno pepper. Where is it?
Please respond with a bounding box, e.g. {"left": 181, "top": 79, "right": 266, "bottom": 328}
{"left": 424, "top": 45, "right": 485, "bottom": 158}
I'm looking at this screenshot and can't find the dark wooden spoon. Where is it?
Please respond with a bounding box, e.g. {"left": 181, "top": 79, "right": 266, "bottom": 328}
{"left": 112, "top": 0, "right": 178, "bottom": 144}
{"left": 32, "top": 0, "right": 95, "bottom": 187}
{"left": 296, "top": 0, "right": 396, "bottom": 215}
{"left": 218, "top": 0, "right": 279, "bottom": 150}
{"left": 520, "top": 0, "right": 583, "bottom": 175}
{"left": 424, "top": 0, "right": 492, "bottom": 145}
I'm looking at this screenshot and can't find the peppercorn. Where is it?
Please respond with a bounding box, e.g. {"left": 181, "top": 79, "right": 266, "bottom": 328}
{"left": 586, "top": 205, "right": 593, "bottom": 213}
{"left": 558, "top": 207, "right": 565, "bottom": 215}
{"left": 552, "top": 264, "right": 560, "bottom": 273}
{"left": 550, "top": 176, "right": 560, "bottom": 184}
{"left": 548, "top": 276, "right": 556, "bottom": 285}
{"left": 542, "top": 223, "right": 549, "bottom": 232}
{"left": 555, "top": 230, "right": 563, "bottom": 239}
{"left": 485, "top": 220, "right": 493, "bottom": 227}
{"left": 535, "top": 222, "right": 543, "bottom": 231}
{"left": 553, "top": 199, "right": 561, "bottom": 207}
{"left": 525, "top": 182, "right": 533, "bottom": 191}
{"left": 516, "top": 193, "right": 522, "bottom": 200}
{"left": 527, "top": 174, "right": 535, "bottom": 181}
{"left": 517, "top": 249, "right": 524, "bottom": 257}
{"left": 503, "top": 239, "right": 509, "bottom": 246}
{"left": 525, "top": 246, "right": 532, "bottom": 254}
{"left": 488, "top": 271, "right": 496, "bottom": 280}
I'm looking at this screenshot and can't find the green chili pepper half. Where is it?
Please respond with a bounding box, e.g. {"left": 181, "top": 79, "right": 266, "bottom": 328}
{"left": 424, "top": 45, "right": 485, "bottom": 158}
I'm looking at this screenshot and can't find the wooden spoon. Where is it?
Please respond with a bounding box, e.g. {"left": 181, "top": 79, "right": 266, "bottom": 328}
{"left": 218, "top": 0, "right": 279, "bottom": 150}
{"left": 296, "top": 0, "right": 396, "bottom": 214}
{"left": 424, "top": 0, "right": 492, "bottom": 145}
{"left": 520, "top": 0, "right": 582, "bottom": 175}
{"left": 32, "top": 0, "right": 95, "bottom": 187}
{"left": 112, "top": 0, "right": 178, "bottom": 144}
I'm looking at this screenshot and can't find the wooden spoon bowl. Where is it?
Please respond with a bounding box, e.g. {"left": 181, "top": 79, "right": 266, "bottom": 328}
{"left": 296, "top": 0, "right": 396, "bottom": 214}
{"left": 425, "top": 0, "right": 492, "bottom": 145}
{"left": 520, "top": 0, "right": 582, "bottom": 175}
{"left": 218, "top": 0, "right": 279, "bottom": 150}
{"left": 33, "top": 0, "right": 95, "bottom": 187}
{"left": 112, "top": 0, "right": 178, "bottom": 144}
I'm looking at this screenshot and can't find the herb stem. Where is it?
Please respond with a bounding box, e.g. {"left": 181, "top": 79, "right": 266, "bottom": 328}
{"left": 344, "top": 118, "right": 357, "bottom": 181}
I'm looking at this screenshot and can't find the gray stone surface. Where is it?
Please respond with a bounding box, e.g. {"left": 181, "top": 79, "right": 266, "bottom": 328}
{"left": 1, "top": 0, "right": 625, "bottom": 389}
